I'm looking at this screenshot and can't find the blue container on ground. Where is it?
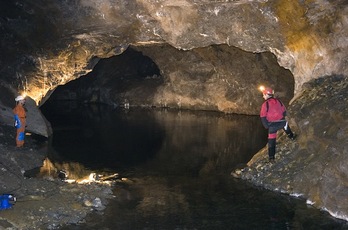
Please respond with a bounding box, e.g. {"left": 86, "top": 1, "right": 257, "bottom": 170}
{"left": 0, "top": 194, "right": 15, "bottom": 210}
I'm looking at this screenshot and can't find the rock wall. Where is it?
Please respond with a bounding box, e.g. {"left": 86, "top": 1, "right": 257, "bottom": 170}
{"left": 0, "top": 0, "right": 347, "bottom": 104}
{"left": 51, "top": 45, "right": 294, "bottom": 114}
{"left": 136, "top": 44, "right": 294, "bottom": 114}
{"left": 0, "top": 0, "right": 348, "bottom": 222}
{"left": 236, "top": 75, "right": 348, "bottom": 221}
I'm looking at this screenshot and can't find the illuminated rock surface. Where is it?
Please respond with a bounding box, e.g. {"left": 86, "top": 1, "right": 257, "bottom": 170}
{"left": 234, "top": 75, "right": 348, "bottom": 221}
{"left": 0, "top": 0, "right": 347, "bottom": 130}
{"left": 0, "top": 0, "right": 347, "bottom": 227}
{"left": 0, "top": 126, "right": 115, "bottom": 229}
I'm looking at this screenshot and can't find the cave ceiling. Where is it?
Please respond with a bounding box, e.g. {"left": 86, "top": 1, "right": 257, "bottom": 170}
{"left": 1, "top": 0, "right": 348, "bottom": 224}
{"left": 0, "top": 0, "right": 347, "bottom": 135}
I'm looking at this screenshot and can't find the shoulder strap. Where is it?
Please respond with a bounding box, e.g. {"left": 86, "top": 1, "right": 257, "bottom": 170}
{"left": 277, "top": 98, "right": 284, "bottom": 107}
{"left": 266, "top": 98, "right": 283, "bottom": 112}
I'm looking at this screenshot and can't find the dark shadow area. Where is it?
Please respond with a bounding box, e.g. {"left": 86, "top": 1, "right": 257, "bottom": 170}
{"left": 40, "top": 102, "right": 164, "bottom": 169}
{"left": 40, "top": 100, "right": 267, "bottom": 172}
{"left": 49, "top": 47, "right": 162, "bottom": 106}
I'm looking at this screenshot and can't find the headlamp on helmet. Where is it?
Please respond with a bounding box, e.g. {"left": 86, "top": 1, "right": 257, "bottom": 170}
{"left": 259, "top": 86, "right": 274, "bottom": 95}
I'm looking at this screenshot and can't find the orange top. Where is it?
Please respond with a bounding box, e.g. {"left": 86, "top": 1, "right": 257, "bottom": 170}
{"left": 13, "top": 104, "right": 26, "bottom": 119}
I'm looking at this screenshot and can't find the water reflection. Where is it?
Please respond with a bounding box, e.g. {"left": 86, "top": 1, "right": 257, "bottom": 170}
{"left": 42, "top": 102, "right": 267, "bottom": 172}
{"left": 24, "top": 157, "right": 118, "bottom": 184}
{"left": 147, "top": 110, "right": 267, "bottom": 175}
{"left": 41, "top": 103, "right": 347, "bottom": 230}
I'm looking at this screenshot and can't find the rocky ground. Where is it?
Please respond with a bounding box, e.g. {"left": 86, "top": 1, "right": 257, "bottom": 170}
{"left": 232, "top": 75, "right": 348, "bottom": 222}
{"left": 0, "top": 125, "right": 116, "bottom": 230}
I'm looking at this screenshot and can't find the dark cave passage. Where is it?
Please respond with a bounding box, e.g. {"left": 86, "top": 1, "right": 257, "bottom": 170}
{"left": 48, "top": 47, "right": 162, "bottom": 105}
{"left": 40, "top": 44, "right": 295, "bottom": 169}
{"left": 45, "top": 44, "right": 294, "bottom": 114}
{"left": 37, "top": 44, "right": 346, "bottom": 230}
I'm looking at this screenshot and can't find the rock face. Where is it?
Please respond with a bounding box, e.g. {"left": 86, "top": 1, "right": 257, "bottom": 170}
{"left": 0, "top": 88, "right": 51, "bottom": 137}
{"left": 235, "top": 75, "right": 348, "bottom": 221}
{"left": 0, "top": 125, "right": 114, "bottom": 229}
{"left": 0, "top": 0, "right": 348, "bottom": 222}
{"left": 1, "top": 0, "right": 347, "bottom": 105}
{"left": 51, "top": 45, "right": 294, "bottom": 114}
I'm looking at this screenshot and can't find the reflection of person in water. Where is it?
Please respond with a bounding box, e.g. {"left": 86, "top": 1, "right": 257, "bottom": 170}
{"left": 13, "top": 95, "right": 26, "bottom": 148}
{"left": 264, "top": 196, "right": 296, "bottom": 229}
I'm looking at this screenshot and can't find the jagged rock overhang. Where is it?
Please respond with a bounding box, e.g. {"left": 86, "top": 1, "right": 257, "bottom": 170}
{"left": 47, "top": 43, "right": 295, "bottom": 115}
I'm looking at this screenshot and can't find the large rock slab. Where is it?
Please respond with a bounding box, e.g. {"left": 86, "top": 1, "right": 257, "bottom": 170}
{"left": 235, "top": 75, "right": 348, "bottom": 221}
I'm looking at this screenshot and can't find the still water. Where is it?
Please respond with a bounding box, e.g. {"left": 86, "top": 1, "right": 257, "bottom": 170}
{"left": 41, "top": 102, "right": 348, "bottom": 230}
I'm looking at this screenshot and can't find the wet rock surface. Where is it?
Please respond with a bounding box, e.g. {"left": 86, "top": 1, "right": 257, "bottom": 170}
{"left": 0, "top": 125, "right": 115, "bottom": 230}
{"left": 0, "top": 0, "right": 347, "bottom": 109}
{"left": 233, "top": 75, "right": 348, "bottom": 221}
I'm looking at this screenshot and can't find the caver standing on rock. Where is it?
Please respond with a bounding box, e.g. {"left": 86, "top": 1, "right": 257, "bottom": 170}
{"left": 13, "top": 95, "right": 26, "bottom": 148}
{"left": 259, "top": 86, "right": 295, "bottom": 162}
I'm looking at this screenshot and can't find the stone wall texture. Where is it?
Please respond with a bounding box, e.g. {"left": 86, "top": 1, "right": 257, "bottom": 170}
{"left": 0, "top": 0, "right": 348, "bottom": 221}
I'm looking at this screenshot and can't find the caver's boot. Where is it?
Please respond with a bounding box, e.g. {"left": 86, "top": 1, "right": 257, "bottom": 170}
{"left": 284, "top": 124, "right": 296, "bottom": 140}
{"left": 268, "top": 138, "right": 276, "bottom": 162}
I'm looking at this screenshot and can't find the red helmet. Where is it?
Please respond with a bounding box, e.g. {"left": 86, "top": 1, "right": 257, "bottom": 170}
{"left": 262, "top": 87, "right": 274, "bottom": 95}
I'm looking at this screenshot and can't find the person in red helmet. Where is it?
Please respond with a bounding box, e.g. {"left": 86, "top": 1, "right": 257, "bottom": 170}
{"left": 259, "top": 86, "right": 295, "bottom": 162}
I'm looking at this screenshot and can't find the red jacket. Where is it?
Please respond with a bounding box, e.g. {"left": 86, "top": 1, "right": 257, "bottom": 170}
{"left": 260, "top": 97, "right": 286, "bottom": 123}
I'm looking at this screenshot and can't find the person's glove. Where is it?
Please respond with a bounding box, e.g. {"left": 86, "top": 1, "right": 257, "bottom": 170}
{"left": 14, "top": 115, "right": 21, "bottom": 129}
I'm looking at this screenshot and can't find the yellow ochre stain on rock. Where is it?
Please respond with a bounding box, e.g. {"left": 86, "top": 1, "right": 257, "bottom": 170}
{"left": 271, "top": 0, "right": 319, "bottom": 53}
